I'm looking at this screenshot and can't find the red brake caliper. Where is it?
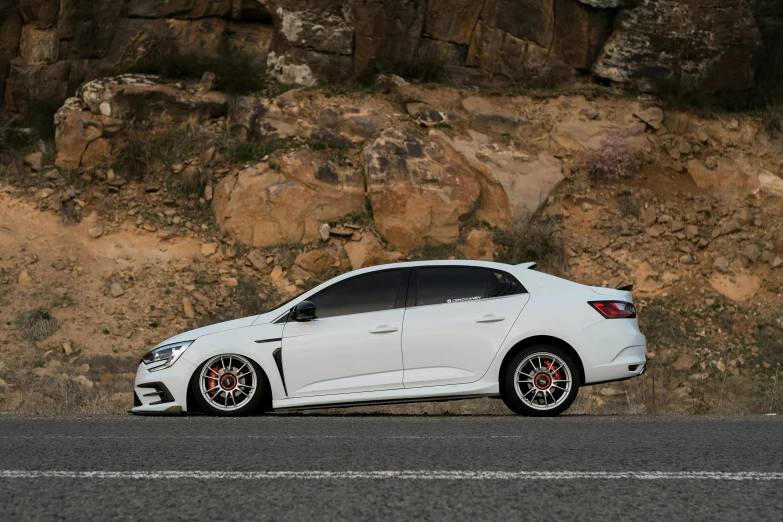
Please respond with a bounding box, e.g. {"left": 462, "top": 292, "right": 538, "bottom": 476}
{"left": 207, "top": 365, "right": 220, "bottom": 396}
{"left": 544, "top": 360, "right": 563, "bottom": 381}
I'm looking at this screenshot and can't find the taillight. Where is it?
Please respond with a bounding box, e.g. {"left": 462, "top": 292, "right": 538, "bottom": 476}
{"left": 588, "top": 301, "right": 636, "bottom": 319}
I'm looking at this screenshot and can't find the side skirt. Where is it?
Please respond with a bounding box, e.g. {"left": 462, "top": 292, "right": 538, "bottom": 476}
{"left": 273, "top": 394, "right": 500, "bottom": 412}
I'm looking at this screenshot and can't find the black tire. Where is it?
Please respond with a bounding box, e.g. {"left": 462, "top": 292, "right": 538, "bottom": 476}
{"left": 191, "top": 354, "right": 267, "bottom": 417}
{"left": 501, "top": 344, "right": 580, "bottom": 417}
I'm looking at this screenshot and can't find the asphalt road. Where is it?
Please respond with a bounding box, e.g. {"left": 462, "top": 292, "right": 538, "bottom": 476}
{"left": 0, "top": 415, "right": 781, "bottom": 521}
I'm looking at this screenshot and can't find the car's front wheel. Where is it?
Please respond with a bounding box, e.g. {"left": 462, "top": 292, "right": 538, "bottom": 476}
{"left": 501, "top": 345, "right": 580, "bottom": 417}
{"left": 191, "top": 354, "right": 266, "bottom": 416}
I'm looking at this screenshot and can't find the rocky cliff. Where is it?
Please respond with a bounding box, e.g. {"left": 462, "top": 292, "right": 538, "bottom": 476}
{"left": 1, "top": 73, "right": 782, "bottom": 414}
{"left": 1, "top": 0, "right": 782, "bottom": 112}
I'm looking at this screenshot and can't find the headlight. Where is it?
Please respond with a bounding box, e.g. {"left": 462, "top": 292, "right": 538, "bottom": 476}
{"left": 141, "top": 341, "right": 193, "bottom": 372}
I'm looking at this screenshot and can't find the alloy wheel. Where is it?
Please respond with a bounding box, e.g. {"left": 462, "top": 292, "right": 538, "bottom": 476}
{"left": 198, "top": 354, "right": 257, "bottom": 412}
{"left": 513, "top": 352, "right": 573, "bottom": 411}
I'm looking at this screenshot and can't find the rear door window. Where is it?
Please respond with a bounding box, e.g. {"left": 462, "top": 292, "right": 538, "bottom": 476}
{"left": 415, "top": 267, "right": 488, "bottom": 306}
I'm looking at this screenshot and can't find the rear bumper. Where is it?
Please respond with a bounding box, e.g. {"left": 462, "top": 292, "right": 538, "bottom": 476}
{"left": 566, "top": 319, "right": 647, "bottom": 385}
{"left": 583, "top": 345, "right": 647, "bottom": 384}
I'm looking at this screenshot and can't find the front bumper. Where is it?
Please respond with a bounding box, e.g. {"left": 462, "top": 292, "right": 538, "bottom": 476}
{"left": 131, "top": 358, "right": 196, "bottom": 414}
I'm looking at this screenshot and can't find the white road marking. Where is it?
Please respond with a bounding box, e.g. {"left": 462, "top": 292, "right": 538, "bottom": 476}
{"left": 0, "top": 435, "right": 532, "bottom": 439}
{"left": 0, "top": 471, "right": 781, "bottom": 481}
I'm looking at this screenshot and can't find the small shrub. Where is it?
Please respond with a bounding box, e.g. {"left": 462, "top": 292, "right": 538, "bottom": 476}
{"left": 23, "top": 99, "right": 65, "bottom": 141}
{"left": 510, "top": 61, "right": 559, "bottom": 91}
{"left": 637, "top": 300, "right": 698, "bottom": 349}
{"left": 617, "top": 190, "right": 640, "bottom": 217}
{"left": 761, "top": 105, "right": 783, "bottom": 137}
{"left": 220, "top": 139, "right": 277, "bottom": 164}
{"left": 752, "top": 323, "right": 783, "bottom": 366}
{"left": 587, "top": 131, "right": 640, "bottom": 181}
{"left": 18, "top": 309, "right": 59, "bottom": 341}
{"left": 113, "top": 126, "right": 209, "bottom": 180}
{"left": 495, "top": 217, "right": 567, "bottom": 275}
{"left": 0, "top": 111, "right": 13, "bottom": 152}
{"left": 178, "top": 166, "right": 210, "bottom": 197}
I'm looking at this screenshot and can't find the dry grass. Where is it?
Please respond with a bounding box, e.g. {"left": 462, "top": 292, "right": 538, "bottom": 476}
{"left": 617, "top": 190, "right": 640, "bottom": 217}
{"left": 761, "top": 105, "right": 783, "bottom": 137}
{"left": 17, "top": 309, "right": 59, "bottom": 341}
{"left": 496, "top": 217, "right": 567, "bottom": 275}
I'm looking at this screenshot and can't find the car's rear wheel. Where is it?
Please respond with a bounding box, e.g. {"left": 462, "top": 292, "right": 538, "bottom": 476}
{"left": 501, "top": 345, "right": 580, "bottom": 417}
{"left": 192, "top": 354, "right": 266, "bottom": 416}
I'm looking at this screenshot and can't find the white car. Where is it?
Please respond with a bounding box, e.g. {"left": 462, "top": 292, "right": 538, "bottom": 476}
{"left": 133, "top": 260, "right": 646, "bottom": 417}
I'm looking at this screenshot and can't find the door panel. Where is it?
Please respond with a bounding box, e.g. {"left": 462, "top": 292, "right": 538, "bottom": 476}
{"left": 282, "top": 309, "right": 405, "bottom": 397}
{"left": 401, "top": 265, "right": 530, "bottom": 388}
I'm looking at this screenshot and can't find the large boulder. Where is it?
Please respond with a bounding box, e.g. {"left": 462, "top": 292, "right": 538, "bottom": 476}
{"left": 593, "top": 0, "right": 763, "bottom": 93}
{"left": 344, "top": 234, "right": 388, "bottom": 269}
{"left": 258, "top": 90, "right": 388, "bottom": 146}
{"left": 52, "top": 75, "right": 229, "bottom": 169}
{"left": 213, "top": 149, "right": 365, "bottom": 247}
{"left": 363, "top": 128, "right": 482, "bottom": 251}
{"left": 293, "top": 245, "right": 345, "bottom": 276}
{"left": 75, "top": 75, "right": 229, "bottom": 123}
{"left": 54, "top": 99, "right": 104, "bottom": 170}
{"left": 444, "top": 130, "right": 564, "bottom": 224}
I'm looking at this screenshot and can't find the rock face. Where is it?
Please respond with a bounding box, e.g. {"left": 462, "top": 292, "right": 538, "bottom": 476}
{"left": 593, "top": 0, "right": 763, "bottom": 93}
{"left": 2, "top": 0, "right": 781, "bottom": 110}
{"left": 213, "top": 150, "right": 364, "bottom": 247}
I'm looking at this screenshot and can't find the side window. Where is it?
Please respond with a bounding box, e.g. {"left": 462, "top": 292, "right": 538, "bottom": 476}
{"left": 309, "top": 270, "right": 406, "bottom": 319}
{"left": 415, "top": 267, "right": 488, "bottom": 306}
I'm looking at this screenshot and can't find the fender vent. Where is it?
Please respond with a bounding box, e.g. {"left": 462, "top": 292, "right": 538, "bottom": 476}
{"left": 273, "top": 348, "right": 287, "bottom": 396}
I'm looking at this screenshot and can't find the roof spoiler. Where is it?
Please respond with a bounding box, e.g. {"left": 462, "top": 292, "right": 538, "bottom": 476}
{"left": 617, "top": 284, "right": 633, "bottom": 291}
{"left": 517, "top": 262, "right": 537, "bottom": 270}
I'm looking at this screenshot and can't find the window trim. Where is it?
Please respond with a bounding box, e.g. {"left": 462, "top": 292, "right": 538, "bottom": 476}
{"left": 408, "top": 265, "right": 527, "bottom": 309}
{"left": 291, "top": 268, "right": 411, "bottom": 320}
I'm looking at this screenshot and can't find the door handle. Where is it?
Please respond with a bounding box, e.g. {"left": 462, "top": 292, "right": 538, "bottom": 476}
{"left": 476, "top": 314, "right": 505, "bottom": 323}
{"left": 370, "top": 325, "right": 399, "bottom": 334}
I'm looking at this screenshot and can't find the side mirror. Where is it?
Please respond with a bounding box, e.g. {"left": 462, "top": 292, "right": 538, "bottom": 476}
{"left": 291, "top": 301, "right": 316, "bottom": 322}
